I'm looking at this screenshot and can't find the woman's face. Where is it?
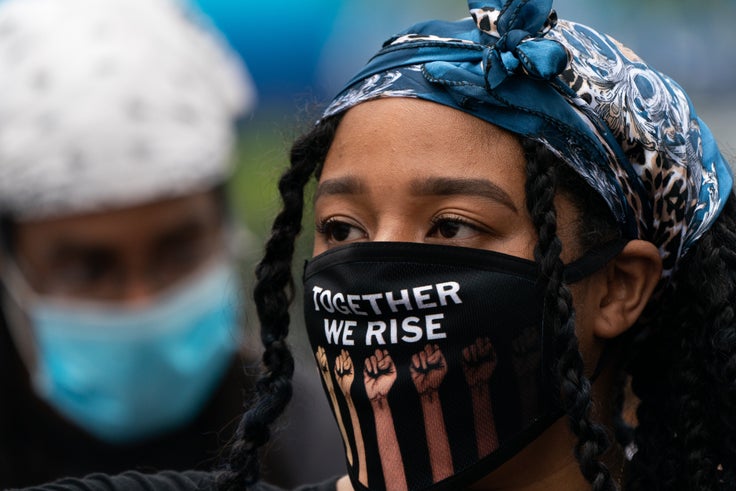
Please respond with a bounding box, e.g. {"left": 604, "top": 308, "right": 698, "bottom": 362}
{"left": 314, "top": 97, "right": 581, "bottom": 261}
{"left": 314, "top": 98, "right": 611, "bottom": 488}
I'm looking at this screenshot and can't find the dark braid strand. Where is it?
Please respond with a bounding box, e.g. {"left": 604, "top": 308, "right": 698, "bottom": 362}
{"left": 625, "top": 195, "right": 736, "bottom": 491}
{"left": 522, "top": 140, "right": 617, "bottom": 491}
{"left": 610, "top": 368, "right": 635, "bottom": 454}
{"left": 217, "top": 118, "right": 340, "bottom": 490}
{"left": 701, "top": 198, "right": 736, "bottom": 481}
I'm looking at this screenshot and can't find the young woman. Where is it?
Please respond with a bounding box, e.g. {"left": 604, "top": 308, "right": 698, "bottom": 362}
{"left": 217, "top": 1, "right": 735, "bottom": 490}
{"left": 20, "top": 0, "right": 734, "bottom": 490}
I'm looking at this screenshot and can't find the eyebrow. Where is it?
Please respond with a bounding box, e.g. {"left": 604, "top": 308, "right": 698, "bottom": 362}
{"left": 411, "top": 176, "right": 518, "bottom": 212}
{"left": 314, "top": 175, "right": 518, "bottom": 213}
{"left": 49, "top": 243, "right": 116, "bottom": 269}
{"left": 314, "top": 176, "right": 364, "bottom": 201}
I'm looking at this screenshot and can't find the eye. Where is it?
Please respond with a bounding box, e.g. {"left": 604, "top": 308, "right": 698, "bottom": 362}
{"left": 155, "top": 233, "right": 214, "bottom": 283}
{"left": 51, "top": 252, "right": 117, "bottom": 293}
{"left": 428, "top": 215, "right": 486, "bottom": 241}
{"left": 316, "top": 217, "right": 366, "bottom": 245}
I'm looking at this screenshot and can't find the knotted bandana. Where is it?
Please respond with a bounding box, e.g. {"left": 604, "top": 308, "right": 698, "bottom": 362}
{"left": 323, "top": 0, "right": 733, "bottom": 281}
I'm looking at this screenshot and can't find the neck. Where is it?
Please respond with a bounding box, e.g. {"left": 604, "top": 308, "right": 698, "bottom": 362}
{"left": 334, "top": 419, "right": 624, "bottom": 491}
{"left": 336, "top": 364, "right": 627, "bottom": 491}
{"left": 468, "top": 418, "right": 584, "bottom": 490}
{"left": 336, "top": 475, "right": 353, "bottom": 491}
{"left": 468, "top": 417, "right": 625, "bottom": 491}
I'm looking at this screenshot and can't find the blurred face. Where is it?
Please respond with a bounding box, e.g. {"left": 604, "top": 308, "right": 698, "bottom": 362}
{"left": 10, "top": 190, "right": 224, "bottom": 303}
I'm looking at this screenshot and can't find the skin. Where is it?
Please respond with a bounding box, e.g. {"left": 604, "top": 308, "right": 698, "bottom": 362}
{"left": 410, "top": 343, "right": 453, "bottom": 483}
{"left": 316, "top": 345, "right": 354, "bottom": 467}
{"left": 462, "top": 337, "right": 499, "bottom": 458}
{"left": 314, "top": 98, "right": 662, "bottom": 491}
{"left": 6, "top": 190, "right": 224, "bottom": 303}
{"left": 334, "top": 349, "right": 368, "bottom": 486}
{"left": 364, "top": 348, "right": 407, "bottom": 491}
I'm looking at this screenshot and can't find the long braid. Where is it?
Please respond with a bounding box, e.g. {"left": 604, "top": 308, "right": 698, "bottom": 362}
{"left": 626, "top": 273, "right": 711, "bottom": 489}
{"left": 626, "top": 194, "right": 736, "bottom": 490}
{"left": 700, "top": 197, "right": 736, "bottom": 483}
{"left": 709, "top": 198, "right": 736, "bottom": 484}
{"left": 610, "top": 367, "right": 634, "bottom": 456}
{"left": 680, "top": 233, "right": 724, "bottom": 487}
{"left": 217, "top": 118, "right": 339, "bottom": 489}
{"left": 623, "top": 271, "right": 680, "bottom": 489}
{"left": 522, "top": 140, "right": 616, "bottom": 491}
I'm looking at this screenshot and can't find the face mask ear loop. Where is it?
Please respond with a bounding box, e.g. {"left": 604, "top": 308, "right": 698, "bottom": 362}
{"left": 561, "top": 239, "right": 630, "bottom": 383}
{"left": 0, "top": 252, "right": 43, "bottom": 375}
{"left": 562, "top": 239, "right": 630, "bottom": 284}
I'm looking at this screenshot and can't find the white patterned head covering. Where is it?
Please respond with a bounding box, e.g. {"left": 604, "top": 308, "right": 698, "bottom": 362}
{"left": 0, "top": 0, "right": 254, "bottom": 221}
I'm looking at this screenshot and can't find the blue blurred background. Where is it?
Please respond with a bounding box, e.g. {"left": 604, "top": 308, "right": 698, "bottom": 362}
{"left": 194, "top": 0, "right": 735, "bottom": 129}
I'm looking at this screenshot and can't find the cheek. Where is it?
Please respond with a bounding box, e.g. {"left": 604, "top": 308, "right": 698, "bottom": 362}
{"left": 313, "top": 239, "right": 328, "bottom": 256}
{"left": 570, "top": 281, "right": 594, "bottom": 338}
{"left": 567, "top": 277, "right": 606, "bottom": 373}
{"left": 552, "top": 195, "right": 585, "bottom": 264}
{"left": 12, "top": 230, "right": 55, "bottom": 289}
{"left": 512, "top": 234, "right": 538, "bottom": 261}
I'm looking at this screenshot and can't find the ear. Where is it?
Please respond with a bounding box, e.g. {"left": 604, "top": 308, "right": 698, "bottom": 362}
{"left": 593, "top": 240, "right": 662, "bottom": 339}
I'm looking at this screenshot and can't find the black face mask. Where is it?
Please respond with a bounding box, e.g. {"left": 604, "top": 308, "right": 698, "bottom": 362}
{"left": 303, "top": 240, "right": 626, "bottom": 491}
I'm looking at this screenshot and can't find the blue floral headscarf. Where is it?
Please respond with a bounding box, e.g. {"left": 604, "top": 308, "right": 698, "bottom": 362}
{"left": 322, "top": 0, "right": 733, "bottom": 281}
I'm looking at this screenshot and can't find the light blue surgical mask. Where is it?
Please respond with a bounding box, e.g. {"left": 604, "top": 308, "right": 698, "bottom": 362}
{"left": 1, "top": 258, "right": 242, "bottom": 444}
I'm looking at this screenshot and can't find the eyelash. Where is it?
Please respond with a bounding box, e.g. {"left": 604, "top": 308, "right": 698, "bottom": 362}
{"left": 315, "top": 217, "right": 340, "bottom": 235}
{"left": 315, "top": 217, "right": 364, "bottom": 242}
{"left": 428, "top": 214, "right": 486, "bottom": 236}
{"left": 316, "top": 214, "right": 488, "bottom": 242}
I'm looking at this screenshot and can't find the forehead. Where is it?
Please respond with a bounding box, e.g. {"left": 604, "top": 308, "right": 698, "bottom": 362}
{"left": 322, "top": 97, "right": 527, "bottom": 194}
{"left": 13, "top": 190, "right": 221, "bottom": 252}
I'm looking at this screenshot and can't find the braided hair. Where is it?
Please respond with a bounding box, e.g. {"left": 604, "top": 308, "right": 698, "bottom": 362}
{"left": 522, "top": 139, "right": 736, "bottom": 490}
{"left": 217, "top": 116, "right": 341, "bottom": 490}
{"left": 522, "top": 140, "right": 619, "bottom": 491}
{"left": 622, "top": 197, "right": 736, "bottom": 490}
{"left": 219, "top": 115, "right": 736, "bottom": 491}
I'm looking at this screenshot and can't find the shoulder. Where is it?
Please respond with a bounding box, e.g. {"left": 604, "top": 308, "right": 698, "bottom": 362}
{"left": 11, "top": 470, "right": 217, "bottom": 491}
{"left": 291, "top": 477, "right": 340, "bottom": 491}
{"left": 252, "top": 476, "right": 339, "bottom": 491}
{"left": 294, "top": 477, "right": 339, "bottom": 491}
{"left": 13, "top": 473, "right": 341, "bottom": 491}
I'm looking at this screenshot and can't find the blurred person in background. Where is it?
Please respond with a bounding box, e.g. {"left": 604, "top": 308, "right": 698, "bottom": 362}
{"left": 0, "top": 0, "right": 342, "bottom": 487}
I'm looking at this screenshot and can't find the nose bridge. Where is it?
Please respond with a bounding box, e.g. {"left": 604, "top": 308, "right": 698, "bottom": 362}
{"left": 372, "top": 211, "right": 425, "bottom": 243}
{"left": 122, "top": 276, "right": 157, "bottom": 305}
{"left": 119, "top": 247, "right": 158, "bottom": 305}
